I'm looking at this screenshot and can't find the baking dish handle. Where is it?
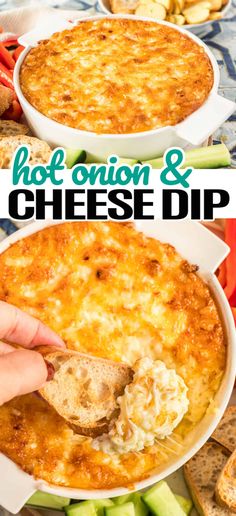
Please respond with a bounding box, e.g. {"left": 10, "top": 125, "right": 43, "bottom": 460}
{"left": 135, "top": 220, "right": 229, "bottom": 273}
{"left": 0, "top": 454, "right": 36, "bottom": 513}
{"left": 18, "top": 17, "right": 75, "bottom": 47}
{"left": 175, "top": 93, "right": 236, "bottom": 146}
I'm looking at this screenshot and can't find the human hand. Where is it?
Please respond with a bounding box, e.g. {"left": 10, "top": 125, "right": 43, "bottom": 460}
{"left": 0, "top": 301, "right": 65, "bottom": 406}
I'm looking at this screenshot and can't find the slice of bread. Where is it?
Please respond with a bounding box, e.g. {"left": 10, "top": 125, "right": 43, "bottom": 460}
{"left": 38, "top": 348, "right": 133, "bottom": 438}
{"left": 212, "top": 406, "right": 236, "bottom": 453}
{"left": 110, "top": 0, "right": 138, "bottom": 13}
{"left": 215, "top": 449, "right": 236, "bottom": 512}
{"left": 0, "top": 120, "right": 29, "bottom": 138}
{"left": 0, "top": 135, "right": 51, "bottom": 168}
{"left": 0, "top": 85, "right": 13, "bottom": 117}
{"left": 184, "top": 442, "right": 233, "bottom": 515}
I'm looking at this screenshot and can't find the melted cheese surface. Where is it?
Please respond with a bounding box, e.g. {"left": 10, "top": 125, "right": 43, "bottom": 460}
{"left": 20, "top": 19, "right": 213, "bottom": 134}
{"left": 0, "top": 222, "right": 225, "bottom": 489}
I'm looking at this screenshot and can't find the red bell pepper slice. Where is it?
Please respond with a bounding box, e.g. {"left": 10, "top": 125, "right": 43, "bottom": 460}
{"left": 0, "top": 62, "right": 14, "bottom": 89}
{"left": 224, "top": 219, "right": 236, "bottom": 306}
{"left": 3, "top": 40, "right": 18, "bottom": 49}
{"left": 217, "top": 259, "right": 226, "bottom": 289}
{"left": 3, "top": 99, "right": 22, "bottom": 122}
{"left": 13, "top": 45, "right": 25, "bottom": 62}
{"left": 232, "top": 307, "right": 236, "bottom": 325}
{"left": 0, "top": 42, "right": 15, "bottom": 69}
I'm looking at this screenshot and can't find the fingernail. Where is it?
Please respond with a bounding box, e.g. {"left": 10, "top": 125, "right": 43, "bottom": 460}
{"left": 45, "top": 360, "right": 55, "bottom": 381}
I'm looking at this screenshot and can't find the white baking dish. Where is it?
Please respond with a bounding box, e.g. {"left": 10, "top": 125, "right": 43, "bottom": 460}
{"left": 14, "top": 15, "right": 236, "bottom": 161}
{"left": 0, "top": 220, "right": 235, "bottom": 513}
{"left": 98, "top": 0, "right": 232, "bottom": 34}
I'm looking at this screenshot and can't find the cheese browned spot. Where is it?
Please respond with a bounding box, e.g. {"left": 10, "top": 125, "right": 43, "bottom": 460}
{"left": 20, "top": 19, "right": 214, "bottom": 134}
{"left": 0, "top": 222, "right": 225, "bottom": 489}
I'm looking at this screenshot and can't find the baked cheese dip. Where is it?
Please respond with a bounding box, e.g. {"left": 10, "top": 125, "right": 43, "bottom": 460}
{"left": 20, "top": 18, "right": 214, "bottom": 134}
{"left": 0, "top": 222, "right": 225, "bottom": 489}
{"left": 93, "top": 357, "right": 189, "bottom": 454}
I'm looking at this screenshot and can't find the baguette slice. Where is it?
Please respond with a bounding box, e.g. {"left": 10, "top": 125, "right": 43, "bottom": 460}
{"left": 212, "top": 406, "right": 236, "bottom": 453}
{"left": 110, "top": 0, "right": 138, "bottom": 13}
{"left": 38, "top": 347, "right": 133, "bottom": 438}
{"left": 0, "top": 135, "right": 51, "bottom": 168}
{"left": 0, "top": 85, "right": 13, "bottom": 116}
{"left": 215, "top": 449, "right": 236, "bottom": 512}
{"left": 0, "top": 120, "right": 29, "bottom": 138}
{"left": 184, "top": 442, "right": 233, "bottom": 515}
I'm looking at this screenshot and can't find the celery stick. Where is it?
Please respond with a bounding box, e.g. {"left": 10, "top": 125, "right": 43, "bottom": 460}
{"left": 27, "top": 491, "right": 70, "bottom": 510}
{"left": 142, "top": 481, "right": 186, "bottom": 516}
{"left": 65, "top": 149, "right": 87, "bottom": 168}
{"left": 92, "top": 499, "right": 114, "bottom": 516}
{"left": 85, "top": 154, "right": 138, "bottom": 165}
{"left": 65, "top": 501, "right": 96, "bottom": 516}
{"left": 85, "top": 153, "right": 105, "bottom": 163}
{"left": 118, "top": 158, "right": 138, "bottom": 165}
{"left": 144, "top": 144, "right": 230, "bottom": 169}
{"left": 175, "top": 494, "right": 193, "bottom": 515}
{"left": 113, "top": 493, "right": 148, "bottom": 515}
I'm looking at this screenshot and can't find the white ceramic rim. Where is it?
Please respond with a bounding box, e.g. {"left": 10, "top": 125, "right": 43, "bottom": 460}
{"left": 97, "top": 0, "right": 232, "bottom": 30}
{"left": 14, "top": 14, "right": 220, "bottom": 141}
{"left": 0, "top": 220, "right": 235, "bottom": 501}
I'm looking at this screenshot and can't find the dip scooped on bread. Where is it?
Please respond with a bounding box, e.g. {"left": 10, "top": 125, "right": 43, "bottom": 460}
{"left": 38, "top": 347, "right": 189, "bottom": 452}
{"left": 93, "top": 357, "right": 189, "bottom": 454}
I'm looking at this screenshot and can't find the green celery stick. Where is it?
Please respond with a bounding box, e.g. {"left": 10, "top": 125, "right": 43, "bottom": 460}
{"left": 65, "top": 149, "right": 87, "bottom": 168}
{"left": 142, "top": 481, "right": 186, "bottom": 516}
{"left": 175, "top": 494, "right": 193, "bottom": 515}
{"left": 27, "top": 491, "right": 70, "bottom": 510}
{"left": 144, "top": 144, "right": 230, "bottom": 169}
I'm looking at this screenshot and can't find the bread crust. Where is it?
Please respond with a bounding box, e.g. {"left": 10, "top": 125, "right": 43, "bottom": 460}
{"left": 0, "top": 85, "right": 13, "bottom": 116}
{"left": 184, "top": 442, "right": 231, "bottom": 516}
{"left": 110, "top": 0, "right": 138, "bottom": 13}
{"left": 0, "top": 135, "right": 51, "bottom": 168}
{"left": 0, "top": 120, "right": 29, "bottom": 138}
{"left": 38, "top": 349, "right": 133, "bottom": 437}
{"left": 212, "top": 406, "right": 236, "bottom": 453}
{"left": 215, "top": 449, "right": 236, "bottom": 512}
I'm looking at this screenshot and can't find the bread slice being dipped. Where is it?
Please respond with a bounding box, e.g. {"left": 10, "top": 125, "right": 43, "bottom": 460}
{"left": 37, "top": 347, "right": 133, "bottom": 438}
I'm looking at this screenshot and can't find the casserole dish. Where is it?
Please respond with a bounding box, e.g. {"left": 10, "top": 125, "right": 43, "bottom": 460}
{"left": 0, "top": 219, "right": 235, "bottom": 514}
{"left": 14, "top": 15, "right": 236, "bottom": 161}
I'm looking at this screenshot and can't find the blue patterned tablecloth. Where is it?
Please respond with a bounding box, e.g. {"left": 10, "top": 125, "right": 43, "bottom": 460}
{"left": 0, "top": 0, "right": 235, "bottom": 237}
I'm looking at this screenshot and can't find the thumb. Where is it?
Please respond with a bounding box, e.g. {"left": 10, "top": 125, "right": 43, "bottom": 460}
{"left": 0, "top": 349, "right": 48, "bottom": 406}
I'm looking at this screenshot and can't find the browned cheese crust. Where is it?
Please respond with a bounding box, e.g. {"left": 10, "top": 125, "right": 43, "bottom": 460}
{"left": 20, "top": 19, "right": 214, "bottom": 134}
{"left": 0, "top": 222, "right": 225, "bottom": 489}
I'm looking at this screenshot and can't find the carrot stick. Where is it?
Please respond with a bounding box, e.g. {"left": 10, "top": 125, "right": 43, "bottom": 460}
{"left": 13, "top": 45, "right": 24, "bottom": 61}
{"left": 0, "top": 62, "right": 14, "bottom": 89}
